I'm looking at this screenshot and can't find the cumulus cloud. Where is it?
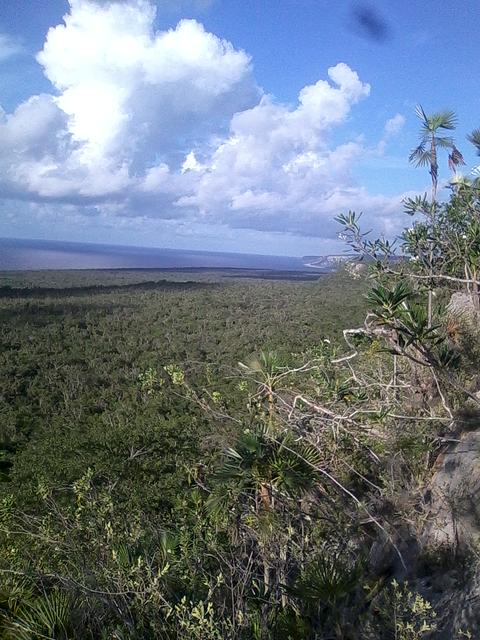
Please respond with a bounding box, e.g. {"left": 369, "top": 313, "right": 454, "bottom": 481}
{"left": 169, "top": 63, "right": 372, "bottom": 237}
{"left": 0, "top": 0, "right": 256, "bottom": 202}
{"left": 37, "top": 0, "right": 254, "bottom": 166}
{"left": 0, "top": 0, "right": 405, "bottom": 245}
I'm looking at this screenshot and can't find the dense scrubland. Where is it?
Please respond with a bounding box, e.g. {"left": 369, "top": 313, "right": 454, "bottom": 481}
{"left": 2, "top": 110, "right": 480, "bottom": 638}
{"left": 0, "top": 270, "right": 368, "bottom": 503}
{"left": 0, "top": 270, "right": 376, "bottom": 638}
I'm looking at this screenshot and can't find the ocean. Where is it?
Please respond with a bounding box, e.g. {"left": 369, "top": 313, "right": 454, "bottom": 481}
{"left": 0, "top": 237, "right": 314, "bottom": 271}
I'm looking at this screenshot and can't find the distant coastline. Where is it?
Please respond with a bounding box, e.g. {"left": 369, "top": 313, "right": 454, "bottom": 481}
{"left": 302, "top": 255, "right": 354, "bottom": 270}
{"left": 0, "top": 237, "right": 324, "bottom": 272}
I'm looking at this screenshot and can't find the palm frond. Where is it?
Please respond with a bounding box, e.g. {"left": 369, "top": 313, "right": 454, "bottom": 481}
{"left": 158, "top": 530, "right": 180, "bottom": 559}
{"left": 27, "top": 590, "right": 71, "bottom": 636}
{"left": 270, "top": 448, "right": 318, "bottom": 496}
{"left": 435, "top": 136, "right": 454, "bottom": 149}
{"left": 114, "top": 542, "right": 132, "bottom": 569}
{"left": 428, "top": 109, "right": 457, "bottom": 131}
{"left": 414, "top": 104, "right": 428, "bottom": 125}
{"left": 214, "top": 460, "right": 245, "bottom": 483}
{"left": 467, "top": 128, "right": 480, "bottom": 155}
{"left": 205, "top": 484, "right": 236, "bottom": 518}
{"left": 239, "top": 350, "right": 284, "bottom": 376}
{"left": 289, "top": 555, "right": 360, "bottom": 607}
{"left": 298, "top": 444, "right": 322, "bottom": 468}
{"left": 7, "top": 590, "right": 72, "bottom": 640}
{"left": 448, "top": 145, "right": 466, "bottom": 172}
{"left": 409, "top": 145, "right": 431, "bottom": 168}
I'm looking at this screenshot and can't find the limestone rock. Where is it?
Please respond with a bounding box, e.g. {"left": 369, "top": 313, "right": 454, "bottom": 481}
{"left": 446, "top": 292, "right": 479, "bottom": 328}
{"left": 423, "top": 430, "right": 480, "bottom": 550}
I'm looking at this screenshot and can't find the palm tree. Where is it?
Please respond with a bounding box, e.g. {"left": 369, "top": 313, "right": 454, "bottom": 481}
{"left": 409, "top": 105, "right": 464, "bottom": 200}
{"left": 207, "top": 425, "right": 320, "bottom": 595}
{"left": 238, "top": 351, "right": 286, "bottom": 427}
{"left": 211, "top": 426, "right": 319, "bottom": 513}
{"left": 409, "top": 106, "right": 465, "bottom": 326}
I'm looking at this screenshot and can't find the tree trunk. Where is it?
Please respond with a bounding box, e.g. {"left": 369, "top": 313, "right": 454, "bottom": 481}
{"left": 427, "top": 137, "right": 437, "bottom": 328}
{"left": 472, "top": 268, "right": 480, "bottom": 311}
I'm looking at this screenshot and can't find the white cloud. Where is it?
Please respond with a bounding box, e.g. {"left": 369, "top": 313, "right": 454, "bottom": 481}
{"left": 0, "top": 0, "right": 405, "bottom": 247}
{"left": 0, "top": 0, "right": 256, "bottom": 201}
{"left": 170, "top": 63, "right": 375, "bottom": 237}
{"left": 376, "top": 113, "right": 406, "bottom": 155}
{"left": 182, "top": 151, "right": 205, "bottom": 173}
{"left": 384, "top": 113, "right": 405, "bottom": 137}
{"left": 36, "top": 1, "right": 255, "bottom": 168}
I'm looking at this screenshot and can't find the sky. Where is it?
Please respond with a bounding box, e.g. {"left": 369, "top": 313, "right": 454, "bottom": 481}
{"left": 0, "top": 0, "right": 479, "bottom": 256}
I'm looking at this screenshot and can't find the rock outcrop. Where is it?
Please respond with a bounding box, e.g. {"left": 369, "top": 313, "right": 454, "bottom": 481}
{"left": 419, "top": 428, "right": 480, "bottom": 636}
{"left": 423, "top": 430, "right": 480, "bottom": 551}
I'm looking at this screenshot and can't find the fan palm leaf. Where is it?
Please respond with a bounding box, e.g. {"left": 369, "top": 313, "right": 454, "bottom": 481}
{"left": 288, "top": 554, "right": 361, "bottom": 607}
{"left": 416, "top": 106, "right": 457, "bottom": 132}
{"left": 435, "top": 136, "right": 455, "bottom": 148}
{"left": 409, "top": 144, "right": 431, "bottom": 168}
{"left": 210, "top": 427, "right": 319, "bottom": 515}
{"left": 1, "top": 588, "right": 71, "bottom": 640}
{"left": 25, "top": 590, "right": 71, "bottom": 636}
{"left": 467, "top": 128, "right": 480, "bottom": 156}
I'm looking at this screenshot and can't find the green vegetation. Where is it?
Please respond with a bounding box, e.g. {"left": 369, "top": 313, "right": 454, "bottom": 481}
{"left": 2, "top": 111, "right": 480, "bottom": 638}
{"left": 0, "top": 270, "right": 373, "bottom": 638}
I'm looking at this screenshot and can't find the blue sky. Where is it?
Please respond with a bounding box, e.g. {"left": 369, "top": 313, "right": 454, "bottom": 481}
{"left": 0, "top": 0, "right": 479, "bottom": 256}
